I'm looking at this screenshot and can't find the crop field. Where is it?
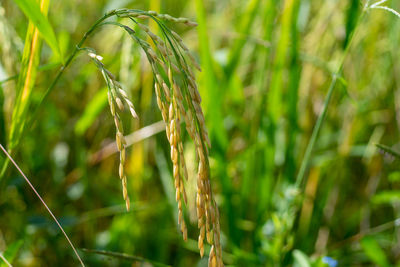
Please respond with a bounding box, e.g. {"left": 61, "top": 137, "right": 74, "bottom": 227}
{"left": 1, "top": 0, "right": 400, "bottom": 266}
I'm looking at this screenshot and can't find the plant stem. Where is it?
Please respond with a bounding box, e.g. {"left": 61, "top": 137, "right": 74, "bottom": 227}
{"left": 0, "top": 252, "right": 12, "bottom": 267}
{"left": 34, "top": 9, "right": 119, "bottom": 113}
{"left": 295, "top": 12, "right": 365, "bottom": 188}
{"left": 0, "top": 9, "right": 119, "bottom": 181}
{"left": 295, "top": 74, "right": 337, "bottom": 188}
{"left": 81, "top": 248, "right": 171, "bottom": 267}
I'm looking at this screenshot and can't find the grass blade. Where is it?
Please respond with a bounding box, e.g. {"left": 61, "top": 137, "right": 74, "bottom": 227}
{"left": 81, "top": 248, "right": 171, "bottom": 267}
{"left": 361, "top": 237, "right": 390, "bottom": 267}
{"left": 74, "top": 87, "right": 108, "bottom": 136}
{"left": 194, "top": 0, "right": 227, "bottom": 148}
{"left": 268, "top": 0, "right": 296, "bottom": 124}
{"left": 225, "top": 0, "right": 261, "bottom": 75}
{"left": 0, "top": 240, "right": 23, "bottom": 267}
{"left": 8, "top": 0, "right": 50, "bottom": 152}
{"left": 295, "top": 12, "right": 365, "bottom": 188}
{"left": 295, "top": 74, "right": 338, "bottom": 188}
{"left": 12, "top": 0, "right": 62, "bottom": 61}
{"left": 0, "top": 144, "right": 85, "bottom": 266}
{"left": 375, "top": 143, "right": 400, "bottom": 159}
{"left": 1, "top": 0, "right": 50, "bottom": 181}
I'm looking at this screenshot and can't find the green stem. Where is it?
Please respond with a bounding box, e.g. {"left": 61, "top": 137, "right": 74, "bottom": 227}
{"left": 295, "top": 12, "right": 366, "bottom": 188}
{"left": 295, "top": 74, "right": 337, "bottom": 188}
{"left": 81, "top": 248, "right": 171, "bottom": 267}
{"left": 34, "top": 9, "right": 118, "bottom": 114}
{"left": 0, "top": 9, "right": 119, "bottom": 181}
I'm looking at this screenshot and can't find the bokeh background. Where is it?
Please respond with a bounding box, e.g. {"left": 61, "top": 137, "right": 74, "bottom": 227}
{"left": 1, "top": 0, "right": 400, "bottom": 266}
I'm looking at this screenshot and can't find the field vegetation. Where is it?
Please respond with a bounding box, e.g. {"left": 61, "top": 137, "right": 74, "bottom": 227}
{"left": 1, "top": 0, "right": 400, "bottom": 266}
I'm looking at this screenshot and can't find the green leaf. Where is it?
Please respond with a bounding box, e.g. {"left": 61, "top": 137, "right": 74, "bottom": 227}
{"left": 12, "top": 0, "right": 62, "bottom": 62}
{"left": 372, "top": 191, "right": 400, "bottom": 205}
{"left": 389, "top": 172, "right": 400, "bottom": 183}
{"left": 293, "top": 250, "right": 311, "bottom": 267}
{"left": 74, "top": 87, "right": 108, "bottom": 136}
{"left": 361, "top": 237, "right": 390, "bottom": 267}
{"left": 194, "top": 0, "right": 228, "bottom": 149}
{"left": 0, "top": 240, "right": 23, "bottom": 267}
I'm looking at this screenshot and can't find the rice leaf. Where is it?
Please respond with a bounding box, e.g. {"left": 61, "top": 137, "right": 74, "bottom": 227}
{"left": 8, "top": 0, "right": 50, "bottom": 152}
{"left": 376, "top": 143, "right": 400, "bottom": 159}
{"left": 225, "top": 0, "right": 261, "bottom": 75}
{"left": 74, "top": 87, "right": 108, "bottom": 136}
{"left": 360, "top": 236, "right": 390, "bottom": 267}
{"left": 194, "top": 0, "right": 227, "bottom": 148}
{"left": 81, "top": 248, "right": 171, "bottom": 267}
{"left": 268, "top": 0, "right": 296, "bottom": 124}
{"left": 12, "top": 0, "right": 62, "bottom": 61}
{"left": 372, "top": 191, "right": 400, "bottom": 205}
{"left": 292, "top": 250, "right": 311, "bottom": 267}
{"left": 0, "top": 240, "right": 23, "bottom": 267}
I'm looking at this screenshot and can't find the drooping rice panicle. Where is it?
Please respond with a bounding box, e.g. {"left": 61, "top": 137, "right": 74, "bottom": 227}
{"left": 84, "top": 11, "right": 223, "bottom": 266}
{"left": 87, "top": 50, "right": 138, "bottom": 212}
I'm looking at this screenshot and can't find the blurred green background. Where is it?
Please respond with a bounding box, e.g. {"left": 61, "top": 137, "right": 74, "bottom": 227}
{"left": 1, "top": 0, "right": 400, "bottom": 266}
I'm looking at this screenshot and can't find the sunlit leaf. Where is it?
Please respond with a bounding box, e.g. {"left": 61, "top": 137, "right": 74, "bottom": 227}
{"left": 293, "top": 250, "right": 311, "bottom": 267}
{"left": 372, "top": 191, "right": 400, "bottom": 205}
{"left": 361, "top": 237, "right": 390, "bottom": 267}
{"left": 12, "top": 0, "right": 62, "bottom": 61}
{"left": 74, "top": 87, "right": 108, "bottom": 136}
{"left": 0, "top": 240, "right": 23, "bottom": 267}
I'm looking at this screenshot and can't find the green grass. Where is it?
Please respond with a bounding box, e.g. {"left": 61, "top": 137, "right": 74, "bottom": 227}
{"left": 1, "top": 0, "right": 400, "bottom": 266}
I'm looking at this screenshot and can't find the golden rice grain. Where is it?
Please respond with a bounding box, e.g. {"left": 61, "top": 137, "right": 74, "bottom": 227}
{"left": 88, "top": 11, "right": 223, "bottom": 265}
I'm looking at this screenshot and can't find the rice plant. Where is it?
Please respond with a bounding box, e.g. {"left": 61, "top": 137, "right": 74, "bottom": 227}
{"left": 1, "top": 5, "right": 223, "bottom": 266}
{"left": 2, "top": 0, "right": 400, "bottom": 266}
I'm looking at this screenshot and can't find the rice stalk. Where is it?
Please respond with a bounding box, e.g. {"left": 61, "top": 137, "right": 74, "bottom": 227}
{"left": 295, "top": 11, "right": 366, "bottom": 188}
{"left": 63, "top": 9, "right": 223, "bottom": 266}
{"left": 4, "top": 8, "right": 222, "bottom": 265}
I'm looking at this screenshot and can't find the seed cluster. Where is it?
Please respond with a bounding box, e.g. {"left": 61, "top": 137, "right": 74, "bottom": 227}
{"left": 88, "top": 51, "right": 138, "bottom": 212}
{"left": 87, "top": 9, "right": 223, "bottom": 266}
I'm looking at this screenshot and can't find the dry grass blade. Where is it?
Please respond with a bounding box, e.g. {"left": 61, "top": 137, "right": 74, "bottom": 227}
{"left": 89, "top": 120, "right": 166, "bottom": 164}
{"left": 0, "top": 252, "right": 12, "bottom": 267}
{"left": 0, "top": 144, "right": 85, "bottom": 267}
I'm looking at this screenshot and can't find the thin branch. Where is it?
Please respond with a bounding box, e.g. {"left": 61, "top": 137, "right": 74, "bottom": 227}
{"left": 295, "top": 11, "right": 366, "bottom": 187}
{"left": 0, "top": 252, "right": 12, "bottom": 267}
{"left": 81, "top": 248, "right": 171, "bottom": 267}
{"left": 0, "top": 144, "right": 85, "bottom": 267}
{"left": 328, "top": 217, "right": 400, "bottom": 250}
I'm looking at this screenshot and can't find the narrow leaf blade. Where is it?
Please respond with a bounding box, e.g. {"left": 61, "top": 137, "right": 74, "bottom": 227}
{"left": 12, "top": 0, "right": 62, "bottom": 61}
